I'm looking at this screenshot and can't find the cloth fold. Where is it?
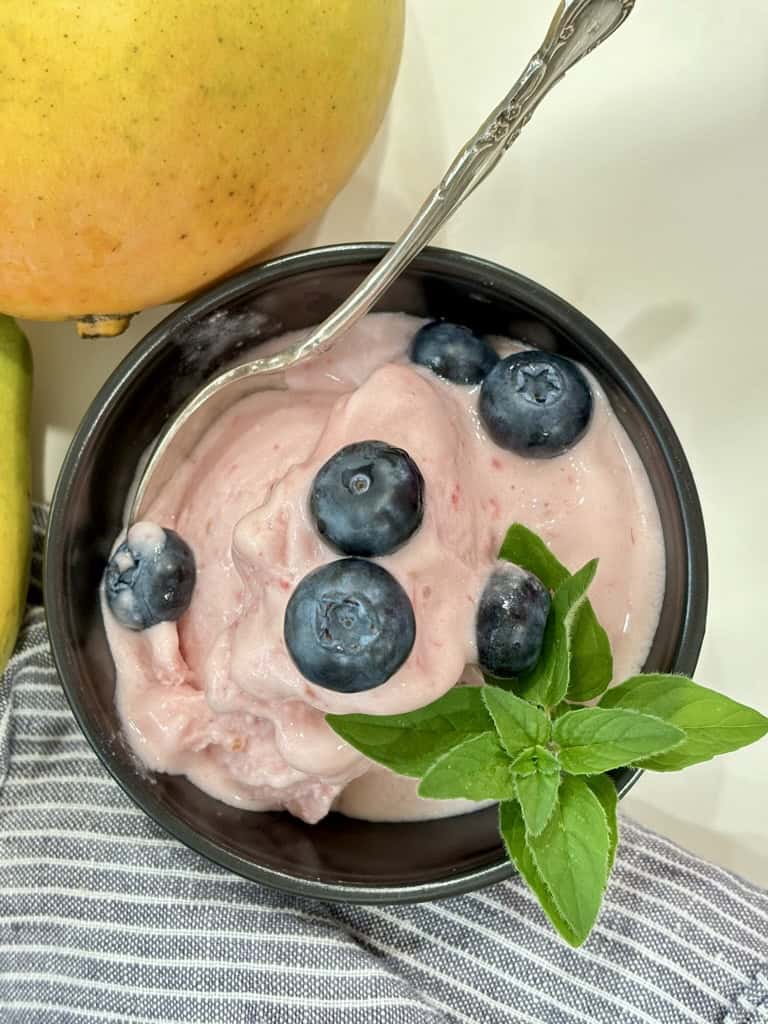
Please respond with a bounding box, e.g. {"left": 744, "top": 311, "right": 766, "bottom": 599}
{"left": 1, "top": 508, "right": 766, "bottom": 1023}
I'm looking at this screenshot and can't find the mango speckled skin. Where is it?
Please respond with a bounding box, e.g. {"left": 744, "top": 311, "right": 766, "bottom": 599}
{"left": 0, "top": 1, "right": 404, "bottom": 322}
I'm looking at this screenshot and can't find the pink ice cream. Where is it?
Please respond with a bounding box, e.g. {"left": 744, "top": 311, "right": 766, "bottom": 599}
{"left": 104, "top": 313, "right": 665, "bottom": 823}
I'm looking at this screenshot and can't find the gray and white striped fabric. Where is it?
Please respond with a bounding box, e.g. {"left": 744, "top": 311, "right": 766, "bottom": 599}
{"left": 1, "top": 508, "right": 766, "bottom": 1023}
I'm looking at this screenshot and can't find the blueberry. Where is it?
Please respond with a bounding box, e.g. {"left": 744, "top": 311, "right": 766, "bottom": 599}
{"left": 284, "top": 558, "right": 416, "bottom": 692}
{"left": 479, "top": 350, "right": 592, "bottom": 457}
{"left": 310, "top": 441, "right": 424, "bottom": 557}
{"left": 105, "top": 522, "right": 196, "bottom": 631}
{"left": 410, "top": 321, "right": 499, "bottom": 385}
{"left": 477, "top": 564, "right": 551, "bottom": 678}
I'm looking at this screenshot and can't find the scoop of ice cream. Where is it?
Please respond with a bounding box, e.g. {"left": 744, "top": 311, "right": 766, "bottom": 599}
{"left": 104, "top": 313, "right": 665, "bottom": 824}
{"left": 225, "top": 362, "right": 495, "bottom": 717}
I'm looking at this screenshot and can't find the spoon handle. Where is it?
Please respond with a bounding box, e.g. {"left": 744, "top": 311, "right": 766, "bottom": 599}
{"left": 280, "top": 0, "right": 635, "bottom": 369}
{"left": 129, "top": 0, "right": 636, "bottom": 522}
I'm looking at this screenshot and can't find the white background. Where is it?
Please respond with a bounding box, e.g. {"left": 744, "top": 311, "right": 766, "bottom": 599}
{"left": 22, "top": 1, "right": 768, "bottom": 883}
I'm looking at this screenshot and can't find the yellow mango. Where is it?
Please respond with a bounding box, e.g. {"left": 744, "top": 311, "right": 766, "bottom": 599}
{"left": 0, "top": 316, "right": 32, "bottom": 674}
{"left": 0, "top": 1, "right": 404, "bottom": 333}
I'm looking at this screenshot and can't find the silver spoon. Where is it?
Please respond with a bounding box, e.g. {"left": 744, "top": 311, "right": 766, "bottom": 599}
{"left": 129, "top": 0, "right": 635, "bottom": 521}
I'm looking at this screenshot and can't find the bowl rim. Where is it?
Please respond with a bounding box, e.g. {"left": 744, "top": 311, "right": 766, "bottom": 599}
{"left": 45, "top": 242, "right": 709, "bottom": 903}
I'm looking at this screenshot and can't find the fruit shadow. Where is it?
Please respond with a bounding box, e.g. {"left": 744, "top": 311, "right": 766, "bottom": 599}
{"left": 23, "top": 305, "right": 175, "bottom": 503}
{"left": 614, "top": 303, "right": 697, "bottom": 363}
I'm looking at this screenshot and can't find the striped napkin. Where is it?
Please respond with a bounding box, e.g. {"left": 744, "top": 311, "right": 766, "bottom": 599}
{"left": 1, "top": 506, "right": 766, "bottom": 1023}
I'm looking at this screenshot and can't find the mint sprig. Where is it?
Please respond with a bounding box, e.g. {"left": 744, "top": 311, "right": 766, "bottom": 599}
{"left": 326, "top": 523, "right": 768, "bottom": 947}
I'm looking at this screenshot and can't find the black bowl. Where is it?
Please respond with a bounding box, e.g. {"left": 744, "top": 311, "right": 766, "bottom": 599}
{"left": 45, "top": 244, "right": 708, "bottom": 902}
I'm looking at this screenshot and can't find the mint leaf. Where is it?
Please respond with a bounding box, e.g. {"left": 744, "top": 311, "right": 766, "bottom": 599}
{"left": 569, "top": 601, "right": 613, "bottom": 702}
{"left": 585, "top": 774, "right": 619, "bottom": 872}
{"left": 517, "top": 560, "right": 598, "bottom": 707}
{"left": 499, "top": 801, "right": 581, "bottom": 947}
{"left": 509, "top": 745, "right": 560, "bottom": 776}
{"left": 553, "top": 559, "right": 598, "bottom": 617}
{"left": 499, "top": 524, "right": 612, "bottom": 702}
{"left": 482, "top": 686, "right": 550, "bottom": 755}
{"left": 514, "top": 768, "right": 560, "bottom": 836}
{"left": 418, "top": 731, "right": 517, "bottom": 801}
{"left": 554, "top": 707, "right": 685, "bottom": 774}
{"left": 600, "top": 675, "right": 768, "bottom": 770}
{"left": 526, "top": 776, "right": 611, "bottom": 945}
{"left": 326, "top": 686, "right": 492, "bottom": 778}
{"left": 511, "top": 606, "right": 560, "bottom": 705}
{"left": 498, "top": 523, "right": 570, "bottom": 590}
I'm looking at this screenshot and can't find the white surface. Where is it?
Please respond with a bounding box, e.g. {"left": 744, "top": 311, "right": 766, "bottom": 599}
{"left": 24, "top": 1, "right": 768, "bottom": 883}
